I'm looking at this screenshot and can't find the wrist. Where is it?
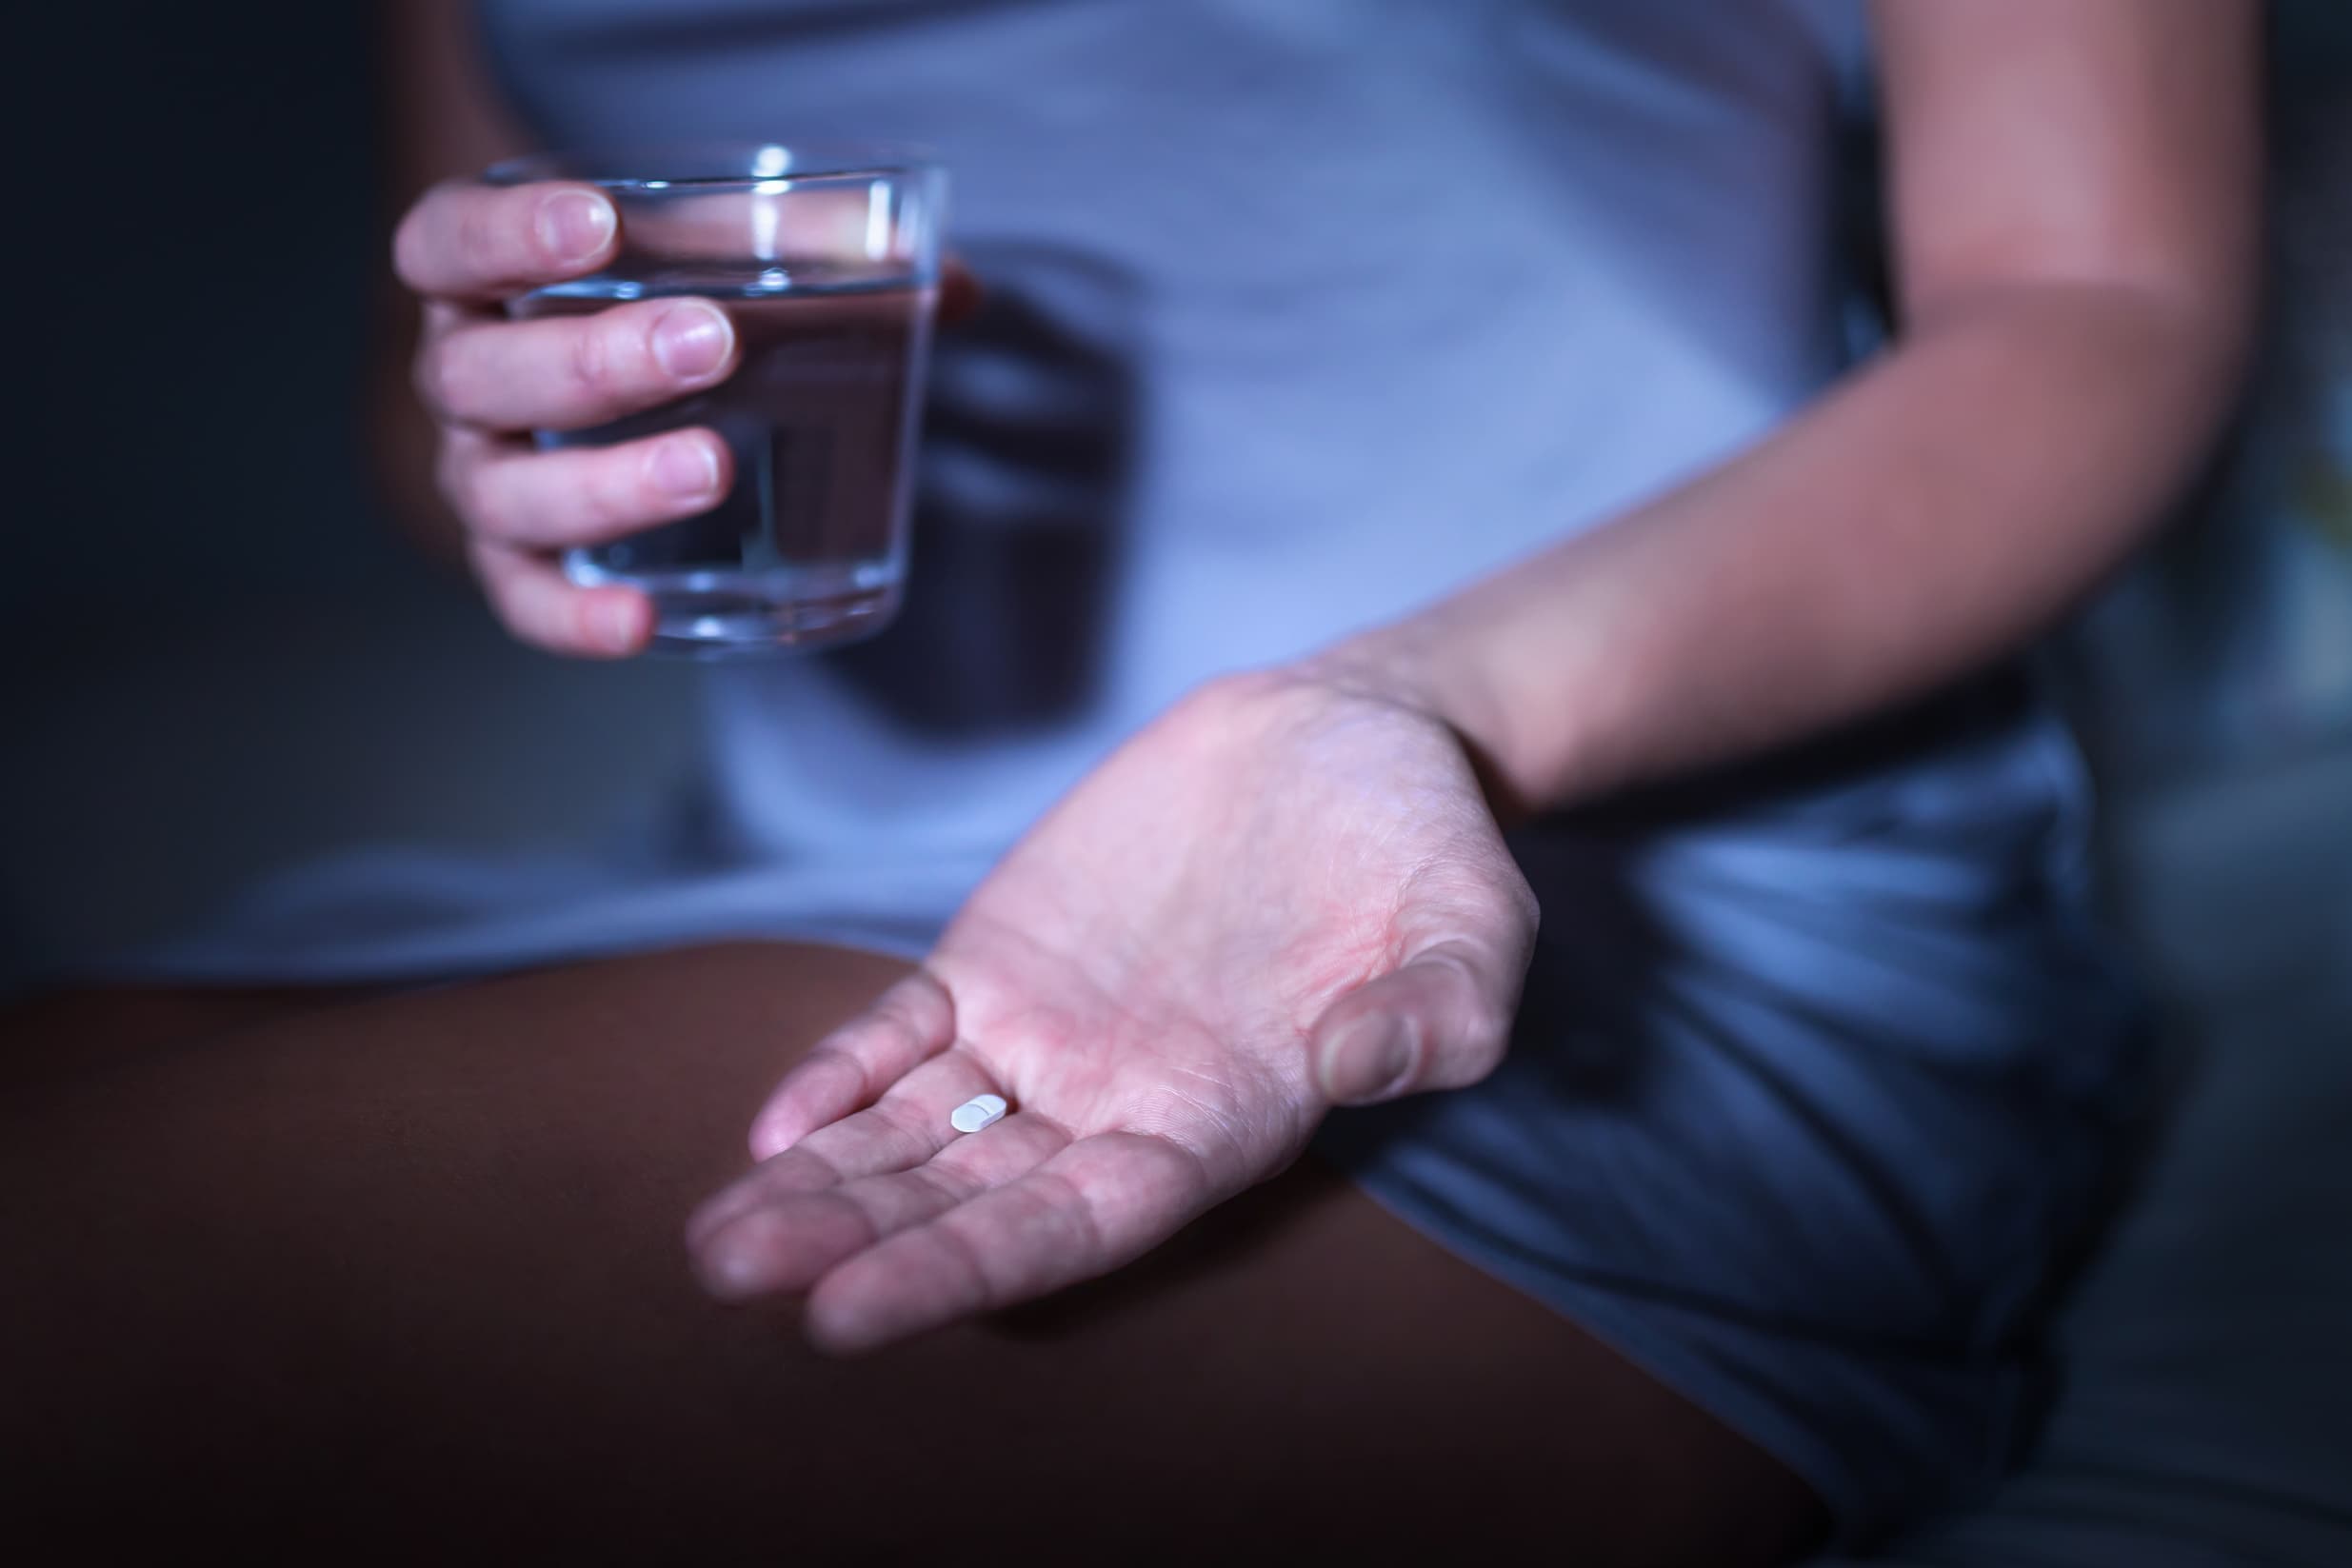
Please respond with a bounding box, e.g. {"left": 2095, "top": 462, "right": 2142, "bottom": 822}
{"left": 1290, "top": 613, "right": 1544, "bottom": 825}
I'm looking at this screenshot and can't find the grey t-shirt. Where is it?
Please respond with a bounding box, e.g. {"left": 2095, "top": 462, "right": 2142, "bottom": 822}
{"left": 151, "top": 0, "right": 2095, "bottom": 980}
{"left": 473, "top": 0, "right": 1933, "bottom": 913}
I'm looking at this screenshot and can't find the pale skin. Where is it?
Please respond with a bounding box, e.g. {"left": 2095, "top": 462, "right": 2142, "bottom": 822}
{"left": 4, "top": 0, "right": 2260, "bottom": 1558}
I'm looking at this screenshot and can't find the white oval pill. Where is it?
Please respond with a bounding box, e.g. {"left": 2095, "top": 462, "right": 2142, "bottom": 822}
{"left": 949, "top": 1094, "right": 1008, "bottom": 1135}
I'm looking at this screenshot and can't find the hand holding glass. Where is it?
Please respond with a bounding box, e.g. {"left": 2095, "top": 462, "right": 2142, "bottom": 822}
{"left": 490, "top": 145, "right": 947, "bottom": 656}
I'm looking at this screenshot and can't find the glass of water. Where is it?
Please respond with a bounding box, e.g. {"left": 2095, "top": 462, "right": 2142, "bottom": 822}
{"left": 488, "top": 144, "right": 947, "bottom": 657}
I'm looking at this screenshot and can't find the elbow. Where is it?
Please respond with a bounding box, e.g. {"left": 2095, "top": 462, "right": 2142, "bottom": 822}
{"left": 1904, "top": 243, "right": 2264, "bottom": 434}
{"left": 1906, "top": 266, "right": 2263, "bottom": 541}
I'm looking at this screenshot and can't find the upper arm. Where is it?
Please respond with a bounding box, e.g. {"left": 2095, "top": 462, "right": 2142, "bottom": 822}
{"left": 1870, "top": 0, "right": 2263, "bottom": 342}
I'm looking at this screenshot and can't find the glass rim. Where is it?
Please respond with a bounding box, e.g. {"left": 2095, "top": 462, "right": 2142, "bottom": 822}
{"left": 487, "top": 141, "right": 942, "bottom": 191}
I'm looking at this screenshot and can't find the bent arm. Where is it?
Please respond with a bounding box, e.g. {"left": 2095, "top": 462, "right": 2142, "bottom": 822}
{"left": 1337, "top": 0, "right": 2262, "bottom": 816}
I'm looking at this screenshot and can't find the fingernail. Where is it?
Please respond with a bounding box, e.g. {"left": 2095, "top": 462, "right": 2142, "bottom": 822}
{"left": 651, "top": 435, "right": 721, "bottom": 500}
{"left": 651, "top": 302, "right": 731, "bottom": 380}
{"left": 697, "top": 1233, "right": 779, "bottom": 1303}
{"left": 748, "top": 1114, "right": 793, "bottom": 1163}
{"left": 1324, "top": 1016, "right": 1416, "bottom": 1105}
{"left": 591, "top": 593, "right": 642, "bottom": 654}
{"left": 538, "top": 191, "right": 615, "bottom": 265}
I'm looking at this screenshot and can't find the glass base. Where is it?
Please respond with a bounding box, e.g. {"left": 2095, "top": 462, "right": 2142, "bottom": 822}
{"left": 564, "top": 552, "right": 903, "bottom": 658}
{"left": 644, "top": 584, "right": 900, "bottom": 657}
{"left": 566, "top": 553, "right": 902, "bottom": 658}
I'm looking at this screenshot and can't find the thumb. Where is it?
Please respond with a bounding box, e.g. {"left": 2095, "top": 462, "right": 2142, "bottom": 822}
{"left": 1310, "top": 935, "right": 1529, "bottom": 1107}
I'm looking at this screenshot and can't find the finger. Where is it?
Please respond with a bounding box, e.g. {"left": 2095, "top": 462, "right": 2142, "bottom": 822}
{"left": 747, "top": 971, "right": 956, "bottom": 1161}
{"left": 689, "top": 1045, "right": 997, "bottom": 1250}
{"left": 420, "top": 298, "right": 739, "bottom": 432}
{"left": 802, "top": 1131, "right": 1219, "bottom": 1355}
{"left": 1310, "top": 931, "right": 1535, "bottom": 1106}
{"left": 467, "top": 537, "right": 651, "bottom": 658}
{"left": 690, "top": 1111, "right": 1070, "bottom": 1301}
{"left": 454, "top": 427, "right": 732, "bottom": 550}
{"left": 393, "top": 179, "right": 618, "bottom": 303}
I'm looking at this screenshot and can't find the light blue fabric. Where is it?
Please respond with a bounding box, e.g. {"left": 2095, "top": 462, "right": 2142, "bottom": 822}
{"left": 129, "top": 1, "right": 2156, "bottom": 1547}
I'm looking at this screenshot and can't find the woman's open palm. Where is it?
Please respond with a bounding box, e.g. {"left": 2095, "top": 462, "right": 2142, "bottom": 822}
{"left": 687, "top": 672, "right": 1537, "bottom": 1351}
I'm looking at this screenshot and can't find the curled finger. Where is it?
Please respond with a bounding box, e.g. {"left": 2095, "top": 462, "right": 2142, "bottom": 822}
{"left": 420, "top": 297, "right": 739, "bottom": 432}
{"left": 467, "top": 537, "right": 651, "bottom": 658}
{"left": 747, "top": 970, "right": 958, "bottom": 1161}
{"left": 803, "top": 1131, "right": 1218, "bottom": 1354}
{"left": 691, "top": 1105, "right": 1070, "bottom": 1302}
{"left": 456, "top": 427, "right": 732, "bottom": 551}
{"left": 394, "top": 179, "right": 618, "bottom": 303}
{"left": 691, "top": 1043, "right": 998, "bottom": 1250}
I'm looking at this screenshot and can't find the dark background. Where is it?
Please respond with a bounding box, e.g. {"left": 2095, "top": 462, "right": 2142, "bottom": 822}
{"left": 15, "top": 3, "right": 390, "bottom": 607}
{"left": 5, "top": 2, "right": 707, "bottom": 976}
{"left": 3, "top": 6, "right": 2348, "bottom": 1560}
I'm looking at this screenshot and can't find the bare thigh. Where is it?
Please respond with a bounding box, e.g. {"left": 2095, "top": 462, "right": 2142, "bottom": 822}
{"left": 1, "top": 944, "right": 1826, "bottom": 1564}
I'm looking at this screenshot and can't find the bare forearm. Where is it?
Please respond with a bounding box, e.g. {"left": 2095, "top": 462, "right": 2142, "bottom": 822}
{"left": 1336, "top": 283, "right": 2251, "bottom": 816}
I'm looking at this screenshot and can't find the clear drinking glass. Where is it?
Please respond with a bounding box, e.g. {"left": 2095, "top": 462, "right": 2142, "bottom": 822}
{"left": 489, "top": 144, "right": 947, "bottom": 657}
